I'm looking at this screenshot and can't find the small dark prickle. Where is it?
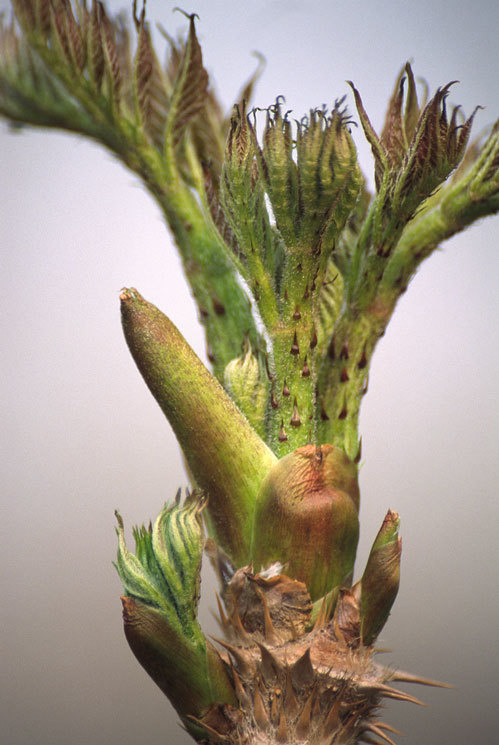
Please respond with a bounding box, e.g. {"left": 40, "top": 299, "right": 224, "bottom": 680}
{"left": 358, "top": 347, "right": 368, "bottom": 369}
{"left": 290, "top": 332, "right": 300, "bottom": 355}
{"left": 293, "top": 306, "right": 302, "bottom": 320}
{"left": 282, "top": 380, "right": 291, "bottom": 397}
{"left": 339, "top": 403, "right": 348, "bottom": 419}
{"left": 291, "top": 648, "right": 314, "bottom": 689}
{"left": 340, "top": 343, "right": 349, "bottom": 360}
{"left": 354, "top": 438, "right": 362, "bottom": 464}
{"left": 340, "top": 368, "right": 350, "bottom": 382}
{"left": 212, "top": 297, "right": 226, "bottom": 315}
{"left": 290, "top": 398, "right": 301, "bottom": 427}
{"left": 271, "top": 389, "right": 279, "bottom": 408}
{"left": 310, "top": 330, "right": 318, "bottom": 349}
{"left": 302, "top": 358, "right": 310, "bottom": 377}
{"left": 278, "top": 422, "right": 288, "bottom": 442}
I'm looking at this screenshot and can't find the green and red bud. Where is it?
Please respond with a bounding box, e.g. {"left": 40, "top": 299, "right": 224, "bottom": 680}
{"left": 349, "top": 65, "right": 479, "bottom": 219}
{"left": 359, "top": 509, "right": 402, "bottom": 646}
{"left": 116, "top": 497, "right": 235, "bottom": 720}
{"left": 120, "top": 288, "right": 276, "bottom": 566}
{"left": 251, "top": 444, "right": 360, "bottom": 601}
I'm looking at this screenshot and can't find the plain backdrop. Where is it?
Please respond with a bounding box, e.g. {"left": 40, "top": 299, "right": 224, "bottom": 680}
{"left": 1, "top": 1, "right": 498, "bottom": 744}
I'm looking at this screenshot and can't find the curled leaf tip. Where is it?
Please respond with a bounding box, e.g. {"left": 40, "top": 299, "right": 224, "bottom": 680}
{"left": 115, "top": 509, "right": 124, "bottom": 530}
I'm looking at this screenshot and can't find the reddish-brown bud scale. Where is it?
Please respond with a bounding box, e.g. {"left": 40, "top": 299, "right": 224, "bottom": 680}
{"left": 252, "top": 444, "right": 360, "bottom": 600}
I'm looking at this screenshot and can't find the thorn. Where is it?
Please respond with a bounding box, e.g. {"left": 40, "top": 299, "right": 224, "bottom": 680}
{"left": 340, "top": 343, "right": 349, "bottom": 360}
{"left": 302, "top": 357, "right": 311, "bottom": 377}
{"left": 370, "top": 683, "right": 426, "bottom": 706}
{"left": 258, "top": 643, "right": 282, "bottom": 682}
{"left": 354, "top": 437, "right": 362, "bottom": 464}
{"left": 278, "top": 421, "right": 288, "bottom": 442}
{"left": 253, "top": 685, "right": 270, "bottom": 730}
{"left": 256, "top": 590, "right": 279, "bottom": 644}
{"left": 340, "top": 367, "right": 350, "bottom": 382}
{"left": 295, "top": 686, "right": 315, "bottom": 738}
{"left": 377, "top": 722, "right": 403, "bottom": 736}
{"left": 284, "top": 665, "right": 299, "bottom": 720}
{"left": 276, "top": 710, "right": 289, "bottom": 743}
{"left": 211, "top": 638, "right": 254, "bottom": 678}
{"left": 303, "top": 284, "right": 310, "bottom": 300}
{"left": 391, "top": 670, "right": 453, "bottom": 688}
{"left": 290, "top": 331, "right": 300, "bottom": 355}
{"left": 293, "top": 305, "right": 301, "bottom": 320}
{"left": 212, "top": 296, "right": 226, "bottom": 315}
{"left": 320, "top": 402, "right": 329, "bottom": 421}
{"left": 282, "top": 379, "right": 291, "bottom": 397}
{"left": 231, "top": 601, "right": 254, "bottom": 644}
{"left": 319, "top": 687, "right": 342, "bottom": 738}
{"left": 338, "top": 403, "right": 348, "bottom": 420}
{"left": 290, "top": 398, "right": 301, "bottom": 427}
{"left": 358, "top": 346, "right": 368, "bottom": 369}
{"left": 310, "top": 330, "right": 318, "bottom": 349}
{"left": 328, "top": 336, "right": 336, "bottom": 359}
{"left": 271, "top": 388, "right": 279, "bottom": 408}
{"left": 231, "top": 665, "right": 250, "bottom": 707}
{"left": 364, "top": 724, "right": 397, "bottom": 745}
{"left": 291, "top": 647, "right": 314, "bottom": 690}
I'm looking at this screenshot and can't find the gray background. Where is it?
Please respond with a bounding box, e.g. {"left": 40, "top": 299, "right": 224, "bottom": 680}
{"left": 1, "top": 1, "right": 498, "bottom": 743}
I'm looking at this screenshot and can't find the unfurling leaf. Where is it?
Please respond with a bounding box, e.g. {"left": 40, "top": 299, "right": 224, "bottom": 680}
{"left": 165, "top": 11, "right": 208, "bottom": 148}
{"left": 133, "top": 11, "right": 168, "bottom": 146}
{"left": 116, "top": 497, "right": 236, "bottom": 721}
{"left": 350, "top": 66, "right": 479, "bottom": 217}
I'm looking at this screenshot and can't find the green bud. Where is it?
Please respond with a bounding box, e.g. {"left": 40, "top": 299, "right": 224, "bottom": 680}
{"left": 359, "top": 509, "right": 402, "bottom": 646}
{"left": 295, "top": 102, "right": 362, "bottom": 245}
{"left": 115, "top": 496, "right": 236, "bottom": 720}
{"left": 252, "top": 444, "right": 360, "bottom": 601}
{"left": 257, "top": 98, "right": 362, "bottom": 254}
{"left": 115, "top": 495, "right": 205, "bottom": 634}
{"left": 223, "top": 339, "right": 269, "bottom": 438}
{"left": 221, "top": 101, "right": 279, "bottom": 293}
{"left": 120, "top": 288, "right": 277, "bottom": 566}
{"left": 259, "top": 99, "right": 299, "bottom": 245}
